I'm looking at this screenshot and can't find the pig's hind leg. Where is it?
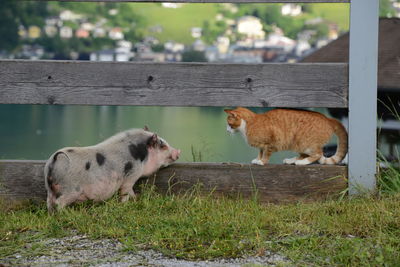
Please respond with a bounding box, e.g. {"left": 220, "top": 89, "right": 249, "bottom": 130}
{"left": 47, "top": 193, "right": 57, "bottom": 213}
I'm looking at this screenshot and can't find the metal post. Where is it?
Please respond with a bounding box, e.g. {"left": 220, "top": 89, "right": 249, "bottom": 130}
{"left": 348, "top": 0, "right": 379, "bottom": 194}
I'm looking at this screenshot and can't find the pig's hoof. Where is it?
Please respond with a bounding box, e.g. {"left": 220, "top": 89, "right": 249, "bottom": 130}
{"left": 120, "top": 195, "right": 130, "bottom": 202}
{"left": 251, "top": 159, "right": 264, "bottom": 165}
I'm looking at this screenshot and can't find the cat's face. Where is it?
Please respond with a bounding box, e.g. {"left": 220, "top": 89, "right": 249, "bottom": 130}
{"left": 224, "top": 109, "right": 242, "bottom": 133}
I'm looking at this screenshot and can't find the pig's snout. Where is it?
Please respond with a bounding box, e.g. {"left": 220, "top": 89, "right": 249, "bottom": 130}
{"left": 171, "top": 149, "right": 181, "bottom": 161}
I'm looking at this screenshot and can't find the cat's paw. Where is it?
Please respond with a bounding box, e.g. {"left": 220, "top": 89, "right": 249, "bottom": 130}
{"left": 283, "top": 157, "right": 297, "bottom": 164}
{"left": 251, "top": 159, "right": 264, "bottom": 165}
{"left": 294, "top": 158, "right": 312, "bottom": 165}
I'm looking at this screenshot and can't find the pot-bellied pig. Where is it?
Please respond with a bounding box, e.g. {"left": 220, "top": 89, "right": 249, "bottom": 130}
{"left": 44, "top": 127, "right": 180, "bottom": 212}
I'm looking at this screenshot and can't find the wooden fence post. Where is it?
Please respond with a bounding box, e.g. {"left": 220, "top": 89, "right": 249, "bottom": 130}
{"left": 348, "top": 0, "right": 379, "bottom": 194}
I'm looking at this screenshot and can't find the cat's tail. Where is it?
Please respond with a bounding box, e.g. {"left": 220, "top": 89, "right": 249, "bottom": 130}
{"left": 319, "top": 119, "right": 348, "bottom": 165}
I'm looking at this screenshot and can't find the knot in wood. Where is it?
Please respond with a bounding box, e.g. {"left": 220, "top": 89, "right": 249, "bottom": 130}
{"left": 260, "top": 100, "right": 269, "bottom": 107}
{"left": 245, "top": 77, "right": 253, "bottom": 91}
{"left": 47, "top": 96, "right": 56, "bottom": 105}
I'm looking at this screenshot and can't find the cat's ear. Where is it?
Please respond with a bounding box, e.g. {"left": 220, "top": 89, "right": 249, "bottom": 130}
{"left": 224, "top": 109, "right": 238, "bottom": 117}
{"left": 143, "top": 125, "right": 150, "bottom": 131}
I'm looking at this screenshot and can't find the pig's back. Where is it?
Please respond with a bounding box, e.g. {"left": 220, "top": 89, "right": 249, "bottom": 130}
{"left": 46, "top": 147, "right": 126, "bottom": 201}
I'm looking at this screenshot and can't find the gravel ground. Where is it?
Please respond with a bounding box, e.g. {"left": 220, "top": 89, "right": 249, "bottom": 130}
{"left": 2, "top": 234, "right": 289, "bottom": 266}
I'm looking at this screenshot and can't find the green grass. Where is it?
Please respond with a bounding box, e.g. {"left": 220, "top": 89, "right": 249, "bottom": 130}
{"left": 306, "top": 3, "right": 350, "bottom": 31}
{"left": 378, "top": 155, "right": 400, "bottom": 195}
{"left": 126, "top": 3, "right": 220, "bottom": 44}
{"left": 1, "top": 185, "right": 400, "bottom": 266}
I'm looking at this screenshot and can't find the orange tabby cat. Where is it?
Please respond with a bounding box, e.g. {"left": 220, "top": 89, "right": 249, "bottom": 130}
{"left": 224, "top": 107, "right": 347, "bottom": 165}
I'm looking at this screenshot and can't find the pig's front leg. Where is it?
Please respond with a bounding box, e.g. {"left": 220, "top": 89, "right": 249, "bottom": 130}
{"left": 120, "top": 186, "right": 136, "bottom": 202}
{"left": 119, "top": 172, "right": 141, "bottom": 202}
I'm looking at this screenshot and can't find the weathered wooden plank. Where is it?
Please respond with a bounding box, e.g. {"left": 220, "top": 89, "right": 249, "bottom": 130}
{"left": 144, "top": 163, "right": 348, "bottom": 202}
{"left": 26, "top": 0, "right": 350, "bottom": 3}
{"left": 0, "top": 60, "right": 348, "bottom": 108}
{"left": 0, "top": 160, "right": 347, "bottom": 203}
{"left": 0, "top": 161, "right": 47, "bottom": 201}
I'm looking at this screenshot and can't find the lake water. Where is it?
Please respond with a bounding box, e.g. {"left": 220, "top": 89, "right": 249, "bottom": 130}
{"left": 1, "top": 105, "right": 339, "bottom": 163}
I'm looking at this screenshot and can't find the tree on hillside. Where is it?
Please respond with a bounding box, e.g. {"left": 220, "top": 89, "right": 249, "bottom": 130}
{"left": 0, "top": 0, "right": 48, "bottom": 52}
{"left": 261, "top": 5, "right": 305, "bottom": 39}
{"left": 18, "top": 2, "right": 48, "bottom": 27}
{"left": 0, "top": 0, "right": 20, "bottom": 51}
{"left": 380, "top": 0, "right": 396, "bottom": 17}
{"left": 202, "top": 20, "right": 227, "bottom": 45}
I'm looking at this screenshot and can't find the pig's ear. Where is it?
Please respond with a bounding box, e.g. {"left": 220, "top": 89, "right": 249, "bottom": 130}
{"left": 147, "top": 134, "right": 158, "bottom": 148}
{"left": 143, "top": 125, "right": 150, "bottom": 131}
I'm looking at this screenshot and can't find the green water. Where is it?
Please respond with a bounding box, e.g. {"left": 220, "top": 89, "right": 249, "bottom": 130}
{"left": 0, "top": 105, "right": 301, "bottom": 163}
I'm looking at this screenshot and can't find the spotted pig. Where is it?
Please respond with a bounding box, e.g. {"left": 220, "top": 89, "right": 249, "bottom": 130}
{"left": 44, "top": 127, "right": 180, "bottom": 212}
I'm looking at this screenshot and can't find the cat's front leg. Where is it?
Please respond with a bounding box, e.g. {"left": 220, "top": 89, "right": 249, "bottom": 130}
{"left": 259, "top": 148, "right": 273, "bottom": 165}
{"left": 251, "top": 149, "right": 264, "bottom": 165}
{"left": 251, "top": 158, "right": 264, "bottom": 165}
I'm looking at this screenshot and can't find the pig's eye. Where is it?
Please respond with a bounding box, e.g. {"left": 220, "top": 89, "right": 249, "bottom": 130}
{"left": 159, "top": 141, "right": 168, "bottom": 150}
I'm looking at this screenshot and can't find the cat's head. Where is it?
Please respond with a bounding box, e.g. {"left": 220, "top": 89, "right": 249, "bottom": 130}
{"left": 224, "top": 108, "right": 245, "bottom": 133}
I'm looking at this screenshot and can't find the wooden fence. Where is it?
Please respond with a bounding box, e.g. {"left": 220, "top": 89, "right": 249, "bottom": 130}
{"left": 0, "top": 161, "right": 347, "bottom": 203}
{"left": 0, "top": 0, "right": 379, "bottom": 203}
{"left": 0, "top": 61, "right": 347, "bottom": 107}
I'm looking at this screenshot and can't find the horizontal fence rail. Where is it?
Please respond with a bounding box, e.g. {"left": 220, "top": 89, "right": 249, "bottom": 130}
{"left": 0, "top": 60, "right": 348, "bottom": 108}
{"left": 26, "top": 0, "right": 350, "bottom": 3}
{"left": 0, "top": 161, "right": 347, "bottom": 203}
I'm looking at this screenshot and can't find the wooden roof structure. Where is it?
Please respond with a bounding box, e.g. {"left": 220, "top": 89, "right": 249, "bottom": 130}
{"left": 302, "top": 18, "right": 400, "bottom": 91}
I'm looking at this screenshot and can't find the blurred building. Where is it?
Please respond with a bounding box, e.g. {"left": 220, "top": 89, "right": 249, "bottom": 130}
{"left": 28, "top": 26, "right": 41, "bottom": 39}
{"left": 236, "top": 16, "right": 265, "bottom": 40}
{"left": 281, "top": 4, "right": 302, "bottom": 16}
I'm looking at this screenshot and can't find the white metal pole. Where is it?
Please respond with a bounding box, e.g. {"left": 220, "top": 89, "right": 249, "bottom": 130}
{"left": 348, "top": 0, "right": 379, "bottom": 194}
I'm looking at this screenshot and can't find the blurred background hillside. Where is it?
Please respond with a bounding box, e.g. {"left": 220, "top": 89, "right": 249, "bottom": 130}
{"left": 3, "top": 1, "right": 398, "bottom": 62}
{"left": 2, "top": 1, "right": 398, "bottom": 62}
